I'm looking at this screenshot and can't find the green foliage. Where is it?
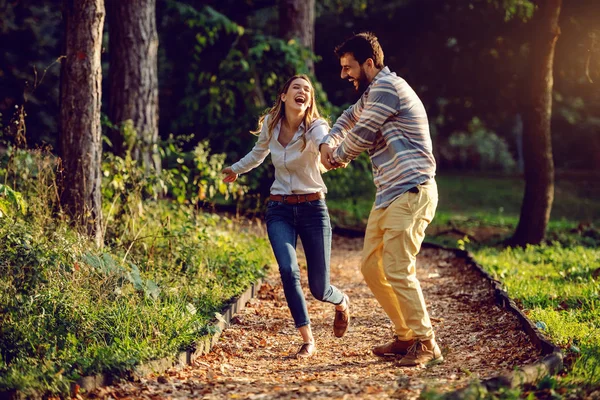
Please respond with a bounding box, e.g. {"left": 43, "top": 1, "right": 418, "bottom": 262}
{"left": 0, "top": 127, "right": 271, "bottom": 396}
{"left": 0, "top": 201, "right": 271, "bottom": 396}
{"left": 441, "top": 118, "right": 516, "bottom": 172}
{"left": 160, "top": 136, "right": 248, "bottom": 204}
{"left": 160, "top": 2, "right": 337, "bottom": 160}
{"left": 0, "top": 184, "right": 27, "bottom": 217}
{"left": 316, "top": 0, "right": 369, "bottom": 16}
{"left": 323, "top": 153, "right": 375, "bottom": 200}
{"left": 0, "top": 146, "right": 62, "bottom": 227}
{"left": 101, "top": 127, "right": 247, "bottom": 246}
{"left": 484, "top": 0, "right": 535, "bottom": 21}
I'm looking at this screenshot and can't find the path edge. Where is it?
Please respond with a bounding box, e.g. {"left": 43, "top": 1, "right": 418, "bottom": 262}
{"left": 421, "top": 242, "right": 564, "bottom": 397}
{"left": 72, "top": 278, "right": 264, "bottom": 395}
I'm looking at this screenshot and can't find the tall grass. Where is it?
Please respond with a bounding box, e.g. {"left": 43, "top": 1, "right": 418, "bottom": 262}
{"left": 0, "top": 147, "right": 272, "bottom": 397}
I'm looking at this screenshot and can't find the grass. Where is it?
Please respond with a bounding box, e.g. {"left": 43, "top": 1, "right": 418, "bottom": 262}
{"left": 0, "top": 205, "right": 272, "bottom": 396}
{"left": 326, "top": 171, "right": 600, "bottom": 397}
{"left": 474, "top": 243, "right": 600, "bottom": 395}
{"left": 0, "top": 148, "right": 273, "bottom": 397}
{"left": 328, "top": 171, "right": 600, "bottom": 233}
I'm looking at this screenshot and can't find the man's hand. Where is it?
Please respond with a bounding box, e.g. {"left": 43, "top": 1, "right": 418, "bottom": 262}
{"left": 320, "top": 143, "right": 338, "bottom": 170}
{"left": 222, "top": 166, "right": 238, "bottom": 183}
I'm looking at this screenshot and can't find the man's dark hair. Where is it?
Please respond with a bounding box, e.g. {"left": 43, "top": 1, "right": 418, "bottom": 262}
{"left": 334, "top": 32, "right": 384, "bottom": 69}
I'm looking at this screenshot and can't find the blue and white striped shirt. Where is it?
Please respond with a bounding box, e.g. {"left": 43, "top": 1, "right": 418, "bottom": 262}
{"left": 322, "top": 67, "right": 436, "bottom": 209}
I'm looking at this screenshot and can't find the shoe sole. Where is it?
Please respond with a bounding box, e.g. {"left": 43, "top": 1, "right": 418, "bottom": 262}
{"left": 373, "top": 352, "right": 407, "bottom": 357}
{"left": 427, "top": 355, "right": 444, "bottom": 366}
{"left": 398, "top": 355, "right": 444, "bottom": 367}
{"left": 296, "top": 349, "right": 317, "bottom": 359}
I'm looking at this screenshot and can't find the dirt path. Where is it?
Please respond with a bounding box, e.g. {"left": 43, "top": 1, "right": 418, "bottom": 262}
{"left": 87, "top": 235, "right": 540, "bottom": 399}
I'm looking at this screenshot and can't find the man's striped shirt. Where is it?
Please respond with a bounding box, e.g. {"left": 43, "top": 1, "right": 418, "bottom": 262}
{"left": 322, "top": 67, "right": 436, "bottom": 209}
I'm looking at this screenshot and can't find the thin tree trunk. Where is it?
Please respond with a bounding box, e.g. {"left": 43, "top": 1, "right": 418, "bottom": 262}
{"left": 59, "top": 0, "right": 105, "bottom": 247}
{"left": 510, "top": 0, "right": 562, "bottom": 247}
{"left": 279, "top": 0, "right": 315, "bottom": 73}
{"left": 106, "top": 0, "right": 160, "bottom": 173}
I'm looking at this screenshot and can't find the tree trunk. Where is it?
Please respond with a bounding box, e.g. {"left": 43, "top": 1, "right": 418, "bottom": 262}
{"left": 279, "top": 0, "right": 315, "bottom": 73}
{"left": 510, "top": 0, "right": 562, "bottom": 247}
{"left": 59, "top": 0, "right": 105, "bottom": 247}
{"left": 106, "top": 0, "right": 160, "bottom": 173}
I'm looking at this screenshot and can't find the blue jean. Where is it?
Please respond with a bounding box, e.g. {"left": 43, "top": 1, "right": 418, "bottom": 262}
{"left": 265, "top": 198, "right": 344, "bottom": 328}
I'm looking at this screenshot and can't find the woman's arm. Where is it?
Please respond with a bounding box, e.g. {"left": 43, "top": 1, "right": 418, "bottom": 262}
{"left": 307, "top": 118, "right": 330, "bottom": 149}
{"left": 224, "top": 116, "right": 272, "bottom": 176}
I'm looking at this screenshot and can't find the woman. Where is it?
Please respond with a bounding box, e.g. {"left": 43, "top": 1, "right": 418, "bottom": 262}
{"left": 222, "top": 75, "right": 350, "bottom": 359}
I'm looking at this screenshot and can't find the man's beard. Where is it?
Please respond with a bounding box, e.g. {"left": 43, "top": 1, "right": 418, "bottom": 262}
{"left": 353, "top": 67, "right": 370, "bottom": 93}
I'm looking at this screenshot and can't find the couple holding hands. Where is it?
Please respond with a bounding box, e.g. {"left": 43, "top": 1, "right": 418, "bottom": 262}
{"left": 222, "top": 32, "right": 442, "bottom": 367}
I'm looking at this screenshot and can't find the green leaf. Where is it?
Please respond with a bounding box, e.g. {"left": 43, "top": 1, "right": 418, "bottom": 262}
{"left": 145, "top": 280, "right": 160, "bottom": 301}
{"left": 128, "top": 264, "right": 144, "bottom": 291}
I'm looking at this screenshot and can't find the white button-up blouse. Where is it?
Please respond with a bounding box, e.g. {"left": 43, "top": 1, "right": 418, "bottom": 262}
{"left": 231, "top": 115, "right": 329, "bottom": 195}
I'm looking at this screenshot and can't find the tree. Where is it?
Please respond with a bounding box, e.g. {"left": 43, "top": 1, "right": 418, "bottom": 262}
{"left": 59, "top": 0, "right": 105, "bottom": 246}
{"left": 106, "top": 0, "right": 160, "bottom": 172}
{"left": 510, "top": 0, "right": 562, "bottom": 246}
{"left": 279, "top": 0, "right": 315, "bottom": 73}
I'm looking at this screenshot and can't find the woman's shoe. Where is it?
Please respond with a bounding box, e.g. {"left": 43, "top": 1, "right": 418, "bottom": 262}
{"left": 296, "top": 342, "right": 317, "bottom": 359}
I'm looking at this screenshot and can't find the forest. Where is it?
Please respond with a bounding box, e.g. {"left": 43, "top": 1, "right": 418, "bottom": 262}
{"left": 0, "top": 0, "right": 599, "bottom": 398}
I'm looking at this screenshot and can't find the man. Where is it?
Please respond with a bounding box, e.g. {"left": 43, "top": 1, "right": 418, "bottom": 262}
{"left": 320, "top": 32, "right": 442, "bottom": 367}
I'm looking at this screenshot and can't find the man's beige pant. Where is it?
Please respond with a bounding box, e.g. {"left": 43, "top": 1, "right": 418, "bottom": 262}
{"left": 361, "top": 179, "right": 438, "bottom": 340}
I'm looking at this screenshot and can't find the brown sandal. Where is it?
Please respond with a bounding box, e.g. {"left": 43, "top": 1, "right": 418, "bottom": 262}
{"left": 296, "top": 342, "right": 316, "bottom": 359}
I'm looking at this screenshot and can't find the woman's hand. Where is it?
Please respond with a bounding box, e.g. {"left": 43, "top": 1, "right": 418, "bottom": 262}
{"left": 222, "top": 166, "right": 238, "bottom": 183}
{"left": 319, "top": 143, "right": 337, "bottom": 170}
{"left": 319, "top": 144, "right": 347, "bottom": 170}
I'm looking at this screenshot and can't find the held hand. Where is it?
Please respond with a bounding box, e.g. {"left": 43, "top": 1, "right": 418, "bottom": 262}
{"left": 319, "top": 144, "right": 338, "bottom": 170}
{"left": 222, "top": 166, "right": 238, "bottom": 183}
{"left": 332, "top": 160, "right": 348, "bottom": 169}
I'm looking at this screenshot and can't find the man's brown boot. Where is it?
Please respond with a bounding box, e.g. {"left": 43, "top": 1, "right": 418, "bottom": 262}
{"left": 372, "top": 337, "right": 415, "bottom": 357}
{"left": 333, "top": 294, "right": 350, "bottom": 338}
{"left": 398, "top": 338, "right": 443, "bottom": 367}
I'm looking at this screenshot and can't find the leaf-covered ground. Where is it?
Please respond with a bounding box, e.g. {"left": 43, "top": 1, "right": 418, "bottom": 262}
{"left": 86, "top": 235, "right": 540, "bottom": 399}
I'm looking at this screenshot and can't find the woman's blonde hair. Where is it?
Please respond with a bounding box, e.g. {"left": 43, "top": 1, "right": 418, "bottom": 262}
{"left": 251, "top": 74, "right": 323, "bottom": 150}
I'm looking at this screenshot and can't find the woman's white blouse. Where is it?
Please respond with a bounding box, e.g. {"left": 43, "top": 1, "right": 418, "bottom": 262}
{"left": 231, "top": 116, "right": 329, "bottom": 195}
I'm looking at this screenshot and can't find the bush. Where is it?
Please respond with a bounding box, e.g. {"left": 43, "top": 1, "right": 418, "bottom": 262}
{"left": 440, "top": 117, "right": 517, "bottom": 172}
{"left": 0, "top": 143, "right": 272, "bottom": 397}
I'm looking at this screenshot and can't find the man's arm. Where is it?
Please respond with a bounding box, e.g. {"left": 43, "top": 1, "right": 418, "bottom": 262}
{"left": 321, "top": 96, "right": 364, "bottom": 148}
{"left": 332, "top": 80, "right": 400, "bottom": 164}
{"left": 319, "top": 98, "right": 364, "bottom": 169}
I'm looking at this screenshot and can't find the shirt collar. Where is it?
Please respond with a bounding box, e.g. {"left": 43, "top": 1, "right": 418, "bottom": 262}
{"left": 275, "top": 118, "right": 306, "bottom": 132}
{"left": 370, "top": 66, "right": 391, "bottom": 86}
{"left": 274, "top": 119, "right": 307, "bottom": 142}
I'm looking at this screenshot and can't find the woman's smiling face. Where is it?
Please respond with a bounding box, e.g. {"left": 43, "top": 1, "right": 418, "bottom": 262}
{"left": 281, "top": 78, "right": 313, "bottom": 113}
